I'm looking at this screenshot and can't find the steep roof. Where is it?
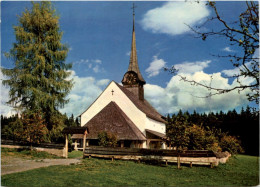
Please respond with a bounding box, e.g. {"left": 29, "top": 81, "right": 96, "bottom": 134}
{"left": 126, "top": 9, "right": 145, "bottom": 83}
{"left": 115, "top": 82, "right": 166, "bottom": 124}
{"left": 83, "top": 101, "right": 146, "bottom": 141}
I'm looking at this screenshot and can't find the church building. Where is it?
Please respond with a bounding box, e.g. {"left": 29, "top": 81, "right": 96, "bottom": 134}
{"left": 71, "top": 8, "right": 167, "bottom": 149}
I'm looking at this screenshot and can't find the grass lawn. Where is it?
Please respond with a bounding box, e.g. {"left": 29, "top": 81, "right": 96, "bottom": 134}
{"left": 1, "top": 147, "right": 61, "bottom": 159}
{"left": 1, "top": 151, "right": 259, "bottom": 186}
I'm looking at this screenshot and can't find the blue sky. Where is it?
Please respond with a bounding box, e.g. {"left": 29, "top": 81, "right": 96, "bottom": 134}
{"left": 1, "top": 1, "right": 256, "bottom": 117}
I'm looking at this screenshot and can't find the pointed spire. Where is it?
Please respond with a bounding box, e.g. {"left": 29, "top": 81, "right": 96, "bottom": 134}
{"left": 128, "top": 3, "right": 145, "bottom": 83}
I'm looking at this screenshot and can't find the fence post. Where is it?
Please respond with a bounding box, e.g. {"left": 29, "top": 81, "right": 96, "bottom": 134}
{"left": 82, "top": 130, "right": 87, "bottom": 158}
{"left": 65, "top": 134, "right": 68, "bottom": 159}
{"left": 177, "top": 154, "right": 181, "bottom": 169}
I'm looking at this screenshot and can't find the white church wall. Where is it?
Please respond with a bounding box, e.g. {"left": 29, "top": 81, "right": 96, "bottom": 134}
{"left": 80, "top": 81, "right": 147, "bottom": 133}
{"left": 145, "top": 117, "right": 166, "bottom": 135}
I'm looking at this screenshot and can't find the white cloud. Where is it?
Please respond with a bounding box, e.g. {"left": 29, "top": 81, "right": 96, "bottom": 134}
{"left": 144, "top": 58, "right": 251, "bottom": 114}
{"left": 0, "top": 70, "right": 18, "bottom": 117}
{"left": 73, "top": 59, "right": 89, "bottom": 65}
{"left": 141, "top": 2, "right": 210, "bottom": 36}
{"left": 60, "top": 70, "right": 110, "bottom": 116}
{"left": 73, "top": 58, "right": 104, "bottom": 73}
{"left": 97, "top": 79, "right": 110, "bottom": 86}
{"left": 175, "top": 60, "right": 211, "bottom": 74}
{"left": 0, "top": 69, "right": 110, "bottom": 117}
{"left": 223, "top": 47, "right": 235, "bottom": 52}
{"left": 93, "top": 65, "right": 100, "bottom": 73}
{"left": 145, "top": 56, "right": 167, "bottom": 77}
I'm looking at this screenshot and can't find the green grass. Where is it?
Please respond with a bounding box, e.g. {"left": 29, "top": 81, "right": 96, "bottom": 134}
{"left": 68, "top": 150, "right": 83, "bottom": 158}
{"left": 1, "top": 154, "right": 259, "bottom": 186}
{"left": 1, "top": 147, "right": 61, "bottom": 159}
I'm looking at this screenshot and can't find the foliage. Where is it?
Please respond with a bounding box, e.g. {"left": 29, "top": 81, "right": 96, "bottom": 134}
{"left": 20, "top": 111, "right": 48, "bottom": 146}
{"left": 1, "top": 155, "right": 259, "bottom": 186}
{"left": 168, "top": 1, "right": 259, "bottom": 104}
{"left": 1, "top": 112, "right": 79, "bottom": 144}
{"left": 186, "top": 124, "right": 206, "bottom": 150}
{"left": 186, "top": 124, "right": 220, "bottom": 152}
{"left": 166, "top": 114, "right": 189, "bottom": 150}
{"left": 1, "top": 1, "right": 73, "bottom": 133}
{"left": 220, "top": 135, "right": 244, "bottom": 155}
{"left": 98, "top": 131, "right": 118, "bottom": 147}
{"left": 170, "top": 107, "right": 258, "bottom": 155}
{"left": 166, "top": 108, "right": 251, "bottom": 154}
{"left": 2, "top": 115, "right": 24, "bottom": 141}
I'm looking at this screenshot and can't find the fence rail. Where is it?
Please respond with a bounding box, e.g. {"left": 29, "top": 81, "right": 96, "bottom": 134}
{"left": 84, "top": 146, "right": 218, "bottom": 167}
{"left": 1, "top": 139, "right": 64, "bottom": 149}
{"left": 84, "top": 146, "right": 216, "bottom": 157}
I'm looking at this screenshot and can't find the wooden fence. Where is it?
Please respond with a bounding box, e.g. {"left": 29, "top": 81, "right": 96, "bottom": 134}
{"left": 1, "top": 139, "right": 64, "bottom": 149}
{"left": 1, "top": 139, "right": 66, "bottom": 157}
{"left": 84, "top": 146, "right": 218, "bottom": 167}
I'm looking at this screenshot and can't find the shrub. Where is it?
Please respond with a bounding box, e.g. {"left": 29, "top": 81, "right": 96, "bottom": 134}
{"left": 219, "top": 135, "right": 244, "bottom": 154}
{"left": 98, "top": 131, "right": 118, "bottom": 147}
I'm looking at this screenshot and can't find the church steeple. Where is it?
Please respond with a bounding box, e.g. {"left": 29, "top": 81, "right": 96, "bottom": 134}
{"left": 122, "top": 3, "right": 146, "bottom": 101}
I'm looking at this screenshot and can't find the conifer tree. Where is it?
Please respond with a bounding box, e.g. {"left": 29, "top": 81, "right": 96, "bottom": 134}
{"left": 2, "top": 2, "right": 73, "bottom": 135}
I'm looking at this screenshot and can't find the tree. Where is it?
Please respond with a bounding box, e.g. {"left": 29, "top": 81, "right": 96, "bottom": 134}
{"left": 168, "top": 1, "right": 259, "bottom": 104}
{"left": 2, "top": 114, "right": 23, "bottom": 142}
{"left": 2, "top": 2, "right": 73, "bottom": 137}
{"left": 166, "top": 115, "right": 190, "bottom": 150}
{"left": 21, "top": 111, "right": 48, "bottom": 150}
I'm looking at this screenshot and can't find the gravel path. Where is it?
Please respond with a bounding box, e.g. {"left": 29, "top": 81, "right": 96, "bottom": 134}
{"left": 1, "top": 156, "right": 81, "bottom": 175}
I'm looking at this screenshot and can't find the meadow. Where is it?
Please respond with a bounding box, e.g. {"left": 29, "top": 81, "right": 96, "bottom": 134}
{"left": 1, "top": 149, "right": 259, "bottom": 186}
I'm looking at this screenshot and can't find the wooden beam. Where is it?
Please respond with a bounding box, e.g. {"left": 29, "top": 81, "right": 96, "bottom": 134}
{"left": 65, "top": 134, "right": 68, "bottom": 159}
{"left": 82, "top": 130, "right": 87, "bottom": 158}
{"left": 147, "top": 139, "right": 163, "bottom": 141}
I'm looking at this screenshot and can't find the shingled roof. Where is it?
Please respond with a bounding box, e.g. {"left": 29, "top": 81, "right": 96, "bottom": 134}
{"left": 83, "top": 101, "right": 146, "bottom": 141}
{"left": 115, "top": 82, "right": 166, "bottom": 123}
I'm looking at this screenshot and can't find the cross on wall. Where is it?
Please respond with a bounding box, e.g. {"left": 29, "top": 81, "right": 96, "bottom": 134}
{"left": 111, "top": 89, "right": 114, "bottom": 95}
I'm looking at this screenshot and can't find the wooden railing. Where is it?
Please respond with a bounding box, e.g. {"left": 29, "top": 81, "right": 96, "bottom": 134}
{"left": 84, "top": 146, "right": 218, "bottom": 167}
{"left": 1, "top": 139, "right": 64, "bottom": 149}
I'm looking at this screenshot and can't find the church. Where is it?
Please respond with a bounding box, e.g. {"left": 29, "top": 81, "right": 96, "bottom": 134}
{"left": 70, "top": 8, "right": 167, "bottom": 149}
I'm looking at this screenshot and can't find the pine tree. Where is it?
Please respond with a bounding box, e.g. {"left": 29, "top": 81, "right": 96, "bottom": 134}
{"left": 2, "top": 2, "right": 73, "bottom": 135}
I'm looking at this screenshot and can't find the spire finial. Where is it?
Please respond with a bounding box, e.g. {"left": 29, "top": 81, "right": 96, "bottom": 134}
{"left": 131, "top": 3, "right": 137, "bottom": 30}
{"left": 131, "top": 3, "right": 137, "bottom": 16}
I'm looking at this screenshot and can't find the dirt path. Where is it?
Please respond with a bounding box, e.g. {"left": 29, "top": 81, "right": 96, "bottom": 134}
{"left": 1, "top": 156, "right": 81, "bottom": 175}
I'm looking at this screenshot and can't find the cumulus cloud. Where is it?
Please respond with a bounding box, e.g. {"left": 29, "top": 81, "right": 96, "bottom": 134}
{"left": 0, "top": 70, "right": 18, "bottom": 117}
{"left": 144, "top": 58, "right": 251, "bottom": 114}
{"left": 60, "top": 70, "right": 110, "bottom": 116}
{"left": 141, "top": 2, "right": 210, "bottom": 36}
{"left": 0, "top": 69, "right": 110, "bottom": 117}
{"left": 175, "top": 60, "right": 211, "bottom": 74}
{"left": 145, "top": 72, "right": 250, "bottom": 114}
{"left": 145, "top": 56, "right": 167, "bottom": 77}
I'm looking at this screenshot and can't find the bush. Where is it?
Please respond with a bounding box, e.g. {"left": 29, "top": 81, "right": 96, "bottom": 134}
{"left": 186, "top": 125, "right": 221, "bottom": 152}
{"left": 219, "top": 135, "right": 244, "bottom": 154}
{"left": 98, "top": 131, "right": 117, "bottom": 147}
